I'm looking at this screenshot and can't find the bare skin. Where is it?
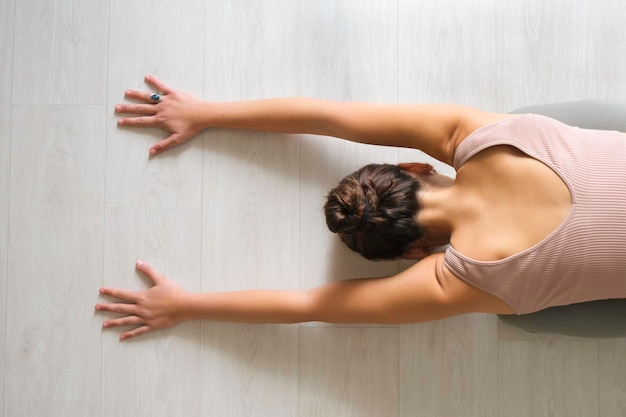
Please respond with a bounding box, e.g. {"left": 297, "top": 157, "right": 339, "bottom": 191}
{"left": 98, "top": 75, "right": 572, "bottom": 340}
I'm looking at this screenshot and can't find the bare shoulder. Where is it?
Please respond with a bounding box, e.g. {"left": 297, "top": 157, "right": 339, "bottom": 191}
{"left": 448, "top": 110, "right": 519, "bottom": 157}
{"left": 432, "top": 253, "right": 517, "bottom": 315}
{"left": 306, "top": 252, "right": 513, "bottom": 324}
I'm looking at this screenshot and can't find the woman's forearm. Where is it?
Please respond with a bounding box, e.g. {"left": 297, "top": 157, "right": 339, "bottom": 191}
{"left": 182, "top": 289, "right": 313, "bottom": 324}
{"left": 202, "top": 97, "right": 340, "bottom": 137}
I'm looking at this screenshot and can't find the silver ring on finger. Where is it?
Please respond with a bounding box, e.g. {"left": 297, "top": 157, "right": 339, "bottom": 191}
{"left": 150, "top": 93, "right": 162, "bottom": 103}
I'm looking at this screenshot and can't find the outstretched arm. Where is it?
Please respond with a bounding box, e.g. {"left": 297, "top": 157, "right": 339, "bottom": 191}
{"left": 95, "top": 256, "right": 498, "bottom": 340}
{"left": 116, "top": 75, "right": 505, "bottom": 163}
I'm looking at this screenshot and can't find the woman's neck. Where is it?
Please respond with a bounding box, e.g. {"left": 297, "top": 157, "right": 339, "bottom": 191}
{"left": 415, "top": 187, "right": 461, "bottom": 244}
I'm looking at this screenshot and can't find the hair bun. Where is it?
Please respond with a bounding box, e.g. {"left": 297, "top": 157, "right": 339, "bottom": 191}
{"left": 325, "top": 178, "right": 374, "bottom": 234}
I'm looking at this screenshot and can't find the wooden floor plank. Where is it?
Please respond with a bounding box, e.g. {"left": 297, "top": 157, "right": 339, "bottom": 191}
{"left": 6, "top": 105, "right": 105, "bottom": 416}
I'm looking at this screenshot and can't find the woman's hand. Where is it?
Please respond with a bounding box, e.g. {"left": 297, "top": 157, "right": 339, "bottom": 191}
{"left": 115, "top": 75, "right": 209, "bottom": 156}
{"left": 96, "top": 260, "right": 191, "bottom": 340}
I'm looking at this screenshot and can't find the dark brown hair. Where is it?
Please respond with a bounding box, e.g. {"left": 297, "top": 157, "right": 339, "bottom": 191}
{"left": 324, "top": 164, "right": 423, "bottom": 260}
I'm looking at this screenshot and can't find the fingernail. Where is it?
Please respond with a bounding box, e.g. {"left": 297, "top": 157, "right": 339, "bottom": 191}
{"left": 95, "top": 305, "right": 101, "bottom": 310}
{"left": 136, "top": 260, "right": 144, "bottom": 267}
{"left": 125, "top": 90, "right": 132, "bottom": 95}
{"left": 102, "top": 322, "right": 109, "bottom": 328}
{"left": 115, "top": 105, "right": 121, "bottom": 111}
{"left": 117, "top": 119, "right": 123, "bottom": 125}
{"left": 149, "top": 148, "right": 157, "bottom": 156}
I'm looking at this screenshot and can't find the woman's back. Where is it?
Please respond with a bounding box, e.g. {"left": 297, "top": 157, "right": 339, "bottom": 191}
{"left": 445, "top": 115, "right": 626, "bottom": 313}
{"left": 451, "top": 143, "right": 572, "bottom": 262}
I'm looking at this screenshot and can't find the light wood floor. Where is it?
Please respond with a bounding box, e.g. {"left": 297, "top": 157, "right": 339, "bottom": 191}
{"left": 2, "top": 1, "right": 626, "bottom": 416}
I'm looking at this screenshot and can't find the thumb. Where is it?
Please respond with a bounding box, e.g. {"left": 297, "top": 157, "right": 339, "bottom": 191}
{"left": 135, "top": 260, "right": 165, "bottom": 285}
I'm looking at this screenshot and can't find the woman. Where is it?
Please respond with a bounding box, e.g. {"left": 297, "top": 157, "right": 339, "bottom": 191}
{"left": 96, "top": 75, "right": 626, "bottom": 339}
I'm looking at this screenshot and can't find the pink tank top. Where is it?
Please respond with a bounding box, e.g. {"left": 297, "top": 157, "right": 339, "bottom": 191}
{"left": 444, "top": 114, "right": 626, "bottom": 314}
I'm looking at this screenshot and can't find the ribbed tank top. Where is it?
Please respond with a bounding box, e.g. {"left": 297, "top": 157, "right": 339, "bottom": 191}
{"left": 444, "top": 114, "right": 626, "bottom": 314}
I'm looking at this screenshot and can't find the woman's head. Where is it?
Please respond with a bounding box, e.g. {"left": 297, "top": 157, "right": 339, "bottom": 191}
{"left": 324, "top": 163, "right": 425, "bottom": 260}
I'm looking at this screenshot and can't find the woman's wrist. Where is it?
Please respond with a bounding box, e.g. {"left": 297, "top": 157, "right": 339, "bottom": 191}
{"left": 177, "top": 291, "right": 203, "bottom": 323}
{"left": 193, "top": 100, "right": 220, "bottom": 131}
